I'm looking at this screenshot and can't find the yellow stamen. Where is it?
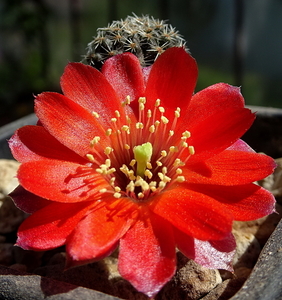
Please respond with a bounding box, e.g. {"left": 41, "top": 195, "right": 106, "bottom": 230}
{"left": 86, "top": 154, "right": 95, "bottom": 162}
{"left": 189, "top": 146, "right": 195, "bottom": 155}
{"left": 92, "top": 111, "right": 100, "bottom": 118}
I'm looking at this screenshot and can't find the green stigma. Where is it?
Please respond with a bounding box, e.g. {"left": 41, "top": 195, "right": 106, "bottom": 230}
{"left": 133, "top": 142, "right": 153, "bottom": 177}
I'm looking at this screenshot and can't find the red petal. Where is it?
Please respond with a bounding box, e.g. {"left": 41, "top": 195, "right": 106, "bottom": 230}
{"left": 175, "top": 228, "right": 236, "bottom": 272}
{"left": 35, "top": 92, "right": 109, "bottom": 158}
{"left": 118, "top": 213, "right": 176, "bottom": 297}
{"left": 184, "top": 83, "right": 245, "bottom": 129}
{"left": 61, "top": 62, "right": 128, "bottom": 126}
{"left": 102, "top": 52, "right": 145, "bottom": 113}
{"left": 185, "top": 149, "right": 276, "bottom": 185}
{"left": 10, "top": 185, "right": 50, "bottom": 214}
{"left": 189, "top": 183, "right": 276, "bottom": 221}
{"left": 145, "top": 47, "right": 198, "bottom": 120}
{"left": 18, "top": 160, "right": 108, "bottom": 203}
{"left": 9, "top": 125, "right": 84, "bottom": 164}
{"left": 66, "top": 198, "right": 135, "bottom": 267}
{"left": 16, "top": 201, "right": 95, "bottom": 250}
{"left": 151, "top": 187, "right": 233, "bottom": 240}
{"left": 187, "top": 107, "right": 255, "bottom": 162}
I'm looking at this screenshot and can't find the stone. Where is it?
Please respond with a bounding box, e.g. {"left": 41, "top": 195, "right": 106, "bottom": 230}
{"left": 200, "top": 278, "right": 246, "bottom": 300}
{"left": 158, "top": 252, "right": 222, "bottom": 300}
{"left": 12, "top": 245, "right": 44, "bottom": 273}
{"left": 232, "top": 230, "right": 261, "bottom": 269}
{"left": 260, "top": 157, "right": 282, "bottom": 204}
{"left": 233, "top": 267, "right": 252, "bottom": 279}
{"left": 0, "top": 195, "right": 26, "bottom": 234}
{"left": 0, "top": 243, "right": 14, "bottom": 266}
{"left": 8, "top": 263, "right": 27, "bottom": 272}
{"left": 0, "top": 159, "right": 26, "bottom": 234}
{"left": 0, "top": 159, "right": 20, "bottom": 199}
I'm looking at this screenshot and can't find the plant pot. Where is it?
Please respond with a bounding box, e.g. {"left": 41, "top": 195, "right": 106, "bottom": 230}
{"left": 0, "top": 107, "right": 282, "bottom": 300}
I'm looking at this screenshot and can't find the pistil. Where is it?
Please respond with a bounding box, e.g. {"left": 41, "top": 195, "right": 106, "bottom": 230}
{"left": 133, "top": 142, "right": 153, "bottom": 178}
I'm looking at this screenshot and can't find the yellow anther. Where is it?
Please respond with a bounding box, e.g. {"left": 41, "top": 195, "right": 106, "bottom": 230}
{"left": 189, "top": 146, "right": 195, "bottom": 155}
{"left": 126, "top": 181, "right": 135, "bottom": 192}
{"left": 149, "top": 125, "right": 155, "bottom": 133}
{"left": 138, "top": 192, "right": 144, "bottom": 199}
{"left": 130, "top": 159, "right": 136, "bottom": 167}
{"left": 138, "top": 97, "right": 146, "bottom": 104}
{"left": 146, "top": 162, "right": 152, "bottom": 169}
{"left": 158, "top": 172, "right": 171, "bottom": 183}
{"left": 149, "top": 181, "right": 157, "bottom": 192}
{"left": 126, "top": 116, "right": 132, "bottom": 124}
{"left": 182, "top": 131, "right": 191, "bottom": 138}
{"left": 122, "top": 125, "right": 130, "bottom": 132}
{"left": 114, "top": 192, "right": 121, "bottom": 198}
{"left": 104, "top": 147, "right": 113, "bottom": 155}
{"left": 120, "top": 165, "right": 129, "bottom": 175}
{"left": 124, "top": 144, "right": 130, "bottom": 150}
{"left": 114, "top": 186, "right": 121, "bottom": 192}
{"left": 86, "top": 154, "right": 95, "bottom": 162}
{"left": 110, "top": 177, "right": 116, "bottom": 186}
{"left": 107, "top": 168, "right": 116, "bottom": 175}
{"left": 139, "top": 103, "right": 145, "bottom": 111}
{"left": 105, "top": 159, "right": 111, "bottom": 167}
{"left": 161, "top": 150, "right": 167, "bottom": 157}
{"left": 111, "top": 118, "right": 117, "bottom": 123}
{"left": 126, "top": 95, "right": 131, "bottom": 103}
{"left": 149, "top": 181, "right": 157, "bottom": 187}
{"left": 169, "top": 146, "right": 178, "bottom": 152}
{"left": 144, "top": 169, "right": 153, "bottom": 179}
{"left": 158, "top": 181, "right": 166, "bottom": 189}
{"left": 122, "top": 95, "right": 131, "bottom": 106}
{"left": 174, "top": 110, "right": 180, "bottom": 118}
{"left": 155, "top": 99, "right": 161, "bottom": 107}
{"left": 128, "top": 170, "right": 136, "bottom": 181}
{"left": 176, "top": 176, "right": 185, "bottom": 182}
{"left": 99, "top": 188, "right": 108, "bottom": 193}
{"left": 136, "top": 122, "right": 144, "bottom": 129}
{"left": 162, "top": 167, "right": 167, "bottom": 174}
{"left": 159, "top": 106, "right": 165, "bottom": 113}
{"left": 92, "top": 111, "right": 100, "bottom": 118}
{"left": 169, "top": 130, "right": 174, "bottom": 136}
{"left": 96, "top": 168, "right": 103, "bottom": 174}
{"left": 115, "top": 110, "right": 120, "bottom": 118}
{"left": 174, "top": 158, "right": 185, "bottom": 167}
{"left": 182, "top": 141, "right": 188, "bottom": 148}
{"left": 135, "top": 176, "right": 150, "bottom": 191}
{"left": 176, "top": 168, "right": 182, "bottom": 174}
{"left": 90, "top": 136, "right": 100, "bottom": 147}
{"left": 147, "top": 109, "right": 152, "bottom": 118}
{"left": 156, "top": 161, "right": 163, "bottom": 167}
{"left": 106, "top": 129, "right": 112, "bottom": 136}
{"left": 161, "top": 116, "right": 169, "bottom": 124}
{"left": 164, "top": 175, "right": 171, "bottom": 182}
{"left": 155, "top": 120, "right": 160, "bottom": 127}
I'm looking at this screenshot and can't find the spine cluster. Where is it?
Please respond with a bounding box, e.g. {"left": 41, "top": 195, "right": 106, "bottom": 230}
{"left": 84, "top": 14, "right": 188, "bottom": 69}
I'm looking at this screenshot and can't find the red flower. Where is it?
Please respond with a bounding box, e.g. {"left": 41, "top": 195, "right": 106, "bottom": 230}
{"left": 9, "top": 47, "right": 276, "bottom": 297}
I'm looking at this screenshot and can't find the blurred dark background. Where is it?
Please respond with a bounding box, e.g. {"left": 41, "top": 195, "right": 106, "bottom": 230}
{"left": 1, "top": 0, "right": 282, "bottom": 126}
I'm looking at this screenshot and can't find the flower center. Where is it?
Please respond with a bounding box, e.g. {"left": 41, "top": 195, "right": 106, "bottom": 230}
{"left": 86, "top": 96, "right": 195, "bottom": 202}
